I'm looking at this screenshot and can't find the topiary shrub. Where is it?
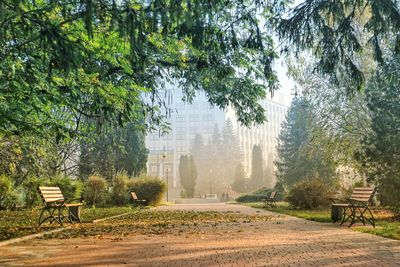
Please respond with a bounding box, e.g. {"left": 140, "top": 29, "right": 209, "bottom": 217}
{"left": 83, "top": 175, "right": 108, "bottom": 207}
{"left": 126, "top": 175, "right": 166, "bottom": 206}
{"left": 236, "top": 187, "right": 277, "bottom": 203}
{"left": 286, "top": 179, "right": 334, "bottom": 210}
{"left": 110, "top": 171, "right": 129, "bottom": 205}
{"left": 0, "top": 174, "right": 17, "bottom": 210}
{"left": 51, "top": 175, "right": 83, "bottom": 201}
{"left": 21, "top": 176, "right": 50, "bottom": 208}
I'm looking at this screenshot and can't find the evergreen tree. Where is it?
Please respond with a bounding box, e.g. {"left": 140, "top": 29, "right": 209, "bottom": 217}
{"left": 221, "top": 119, "right": 242, "bottom": 185}
{"left": 79, "top": 123, "right": 148, "bottom": 180}
{"left": 249, "top": 145, "right": 264, "bottom": 191}
{"left": 207, "top": 125, "right": 225, "bottom": 194}
{"left": 231, "top": 163, "right": 248, "bottom": 193}
{"left": 264, "top": 153, "right": 274, "bottom": 188}
{"left": 362, "top": 56, "right": 400, "bottom": 211}
{"left": 190, "top": 134, "right": 208, "bottom": 195}
{"left": 275, "top": 96, "right": 336, "bottom": 189}
{"left": 179, "top": 155, "right": 197, "bottom": 198}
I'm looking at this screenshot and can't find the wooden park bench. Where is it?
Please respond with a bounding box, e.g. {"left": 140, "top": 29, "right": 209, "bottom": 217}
{"left": 262, "top": 191, "right": 278, "bottom": 208}
{"left": 331, "top": 187, "right": 377, "bottom": 227}
{"left": 131, "top": 192, "right": 146, "bottom": 207}
{"left": 37, "top": 186, "right": 83, "bottom": 226}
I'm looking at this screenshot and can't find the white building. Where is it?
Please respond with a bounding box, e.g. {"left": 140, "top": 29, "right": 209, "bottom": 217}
{"left": 145, "top": 87, "right": 291, "bottom": 194}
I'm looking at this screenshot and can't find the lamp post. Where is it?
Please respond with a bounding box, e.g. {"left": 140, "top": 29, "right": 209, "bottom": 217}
{"left": 165, "top": 165, "right": 169, "bottom": 202}
{"left": 157, "top": 152, "right": 166, "bottom": 177}
{"left": 209, "top": 169, "right": 213, "bottom": 197}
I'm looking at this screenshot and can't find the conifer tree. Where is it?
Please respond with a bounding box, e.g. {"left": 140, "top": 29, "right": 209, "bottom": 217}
{"left": 221, "top": 119, "right": 242, "bottom": 185}
{"left": 275, "top": 96, "right": 336, "bottom": 189}
{"left": 249, "top": 145, "right": 264, "bottom": 191}
{"left": 231, "top": 163, "right": 248, "bottom": 193}
{"left": 179, "top": 155, "right": 197, "bottom": 198}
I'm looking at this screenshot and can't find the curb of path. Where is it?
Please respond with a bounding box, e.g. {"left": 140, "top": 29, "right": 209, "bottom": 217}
{"left": 0, "top": 211, "right": 136, "bottom": 247}
{"left": 0, "top": 227, "right": 67, "bottom": 247}
{"left": 92, "top": 211, "right": 133, "bottom": 223}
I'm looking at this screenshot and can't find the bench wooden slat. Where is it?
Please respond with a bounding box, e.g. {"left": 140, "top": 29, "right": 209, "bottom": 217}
{"left": 38, "top": 187, "right": 62, "bottom": 191}
{"left": 353, "top": 188, "right": 375, "bottom": 192}
{"left": 43, "top": 198, "right": 65, "bottom": 203}
{"left": 42, "top": 193, "right": 63, "bottom": 197}
{"left": 65, "top": 203, "right": 83, "bottom": 207}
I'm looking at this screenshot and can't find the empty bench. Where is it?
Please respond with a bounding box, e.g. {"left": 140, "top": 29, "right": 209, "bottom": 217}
{"left": 37, "top": 186, "right": 83, "bottom": 226}
{"left": 131, "top": 192, "right": 146, "bottom": 207}
{"left": 331, "top": 187, "right": 377, "bottom": 227}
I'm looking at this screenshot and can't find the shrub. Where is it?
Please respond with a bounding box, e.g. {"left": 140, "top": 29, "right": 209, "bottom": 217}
{"left": 236, "top": 187, "right": 277, "bottom": 203}
{"left": 377, "top": 172, "right": 400, "bottom": 214}
{"left": 0, "top": 174, "right": 17, "bottom": 210}
{"left": 51, "top": 175, "right": 83, "bottom": 201}
{"left": 21, "top": 176, "right": 50, "bottom": 208}
{"left": 83, "top": 175, "right": 108, "bottom": 207}
{"left": 127, "top": 175, "right": 166, "bottom": 206}
{"left": 286, "top": 179, "right": 334, "bottom": 210}
{"left": 110, "top": 172, "right": 129, "bottom": 205}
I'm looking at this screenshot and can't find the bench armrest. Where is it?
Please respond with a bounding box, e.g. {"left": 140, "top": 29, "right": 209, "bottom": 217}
{"left": 67, "top": 197, "right": 84, "bottom": 203}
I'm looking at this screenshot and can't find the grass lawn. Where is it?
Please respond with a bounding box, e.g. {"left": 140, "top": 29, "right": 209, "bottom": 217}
{"left": 0, "top": 206, "right": 133, "bottom": 241}
{"left": 245, "top": 201, "right": 400, "bottom": 240}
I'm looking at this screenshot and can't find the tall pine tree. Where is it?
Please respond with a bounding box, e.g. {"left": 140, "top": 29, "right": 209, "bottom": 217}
{"left": 249, "top": 145, "right": 264, "bottom": 191}
{"left": 179, "top": 155, "right": 197, "bottom": 198}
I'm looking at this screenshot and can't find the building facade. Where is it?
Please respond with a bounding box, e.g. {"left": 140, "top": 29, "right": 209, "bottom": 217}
{"left": 145, "top": 87, "right": 291, "bottom": 196}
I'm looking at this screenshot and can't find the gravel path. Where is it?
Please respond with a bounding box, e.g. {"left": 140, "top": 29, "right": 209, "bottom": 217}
{"left": 1, "top": 203, "right": 400, "bottom": 266}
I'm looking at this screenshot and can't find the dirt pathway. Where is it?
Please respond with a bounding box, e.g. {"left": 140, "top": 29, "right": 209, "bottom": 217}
{"left": 1, "top": 203, "right": 400, "bottom": 266}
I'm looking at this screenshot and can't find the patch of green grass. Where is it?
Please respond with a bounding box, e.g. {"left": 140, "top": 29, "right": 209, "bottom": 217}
{"left": 246, "top": 202, "right": 332, "bottom": 222}
{"left": 0, "top": 206, "right": 132, "bottom": 241}
{"left": 354, "top": 221, "right": 400, "bottom": 240}
{"left": 244, "top": 201, "right": 400, "bottom": 240}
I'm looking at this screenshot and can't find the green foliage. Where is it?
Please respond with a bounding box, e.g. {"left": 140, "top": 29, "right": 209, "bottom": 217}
{"left": 249, "top": 145, "right": 264, "bottom": 191}
{"left": 83, "top": 175, "right": 109, "bottom": 207}
{"left": 110, "top": 172, "right": 130, "bottom": 206}
{"left": 236, "top": 188, "right": 275, "bottom": 203}
{"left": 79, "top": 123, "right": 148, "bottom": 181}
{"left": 51, "top": 175, "right": 83, "bottom": 201}
{"left": 127, "top": 176, "right": 166, "bottom": 206}
{"left": 286, "top": 179, "right": 334, "bottom": 210}
{"left": 362, "top": 56, "right": 400, "bottom": 213}
{"left": 275, "top": 96, "right": 337, "bottom": 189}
{"left": 279, "top": 0, "right": 400, "bottom": 93}
{"left": 179, "top": 155, "right": 197, "bottom": 198}
{"left": 21, "top": 176, "right": 50, "bottom": 208}
{"left": 231, "top": 163, "right": 248, "bottom": 194}
{"left": 0, "top": 0, "right": 287, "bottom": 141}
{"left": 0, "top": 174, "right": 17, "bottom": 210}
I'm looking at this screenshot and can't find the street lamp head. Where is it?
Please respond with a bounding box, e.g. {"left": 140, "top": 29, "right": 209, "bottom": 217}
{"left": 162, "top": 152, "right": 166, "bottom": 159}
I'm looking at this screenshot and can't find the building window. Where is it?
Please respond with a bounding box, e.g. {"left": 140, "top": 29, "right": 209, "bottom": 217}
{"left": 190, "top": 114, "right": 199, "bottom": 122}
{"left": 202, "top": 114, "right": 213, "bottom": 122}
{"left": 176, "top": 115, "right": 186, "bottom": 122}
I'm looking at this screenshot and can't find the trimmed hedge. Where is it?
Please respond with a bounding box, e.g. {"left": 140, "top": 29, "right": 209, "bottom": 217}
{"left": 83, "top": 175, "right": 108, "bottom": 207}
{"left": 236, "top": 187, "right": 280, "bottom": 203}
{"left": 127, "top": 176, "right": 166, "bottom": 206}
{"left": 286, "top": 179, "right": 334, "bottom": 210}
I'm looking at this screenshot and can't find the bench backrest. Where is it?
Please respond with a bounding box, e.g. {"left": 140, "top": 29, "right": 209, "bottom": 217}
{"left": 350, "top": 187, "right": 376, "bottom": 204}
{"left": 131, "top": 192, "right": 139, "bottom": 200}
{"left": 38, "top": 186, "right": 65, "bottom": 203}
{"left": 270, "top": 191, "right": 277, "bottom": 199}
